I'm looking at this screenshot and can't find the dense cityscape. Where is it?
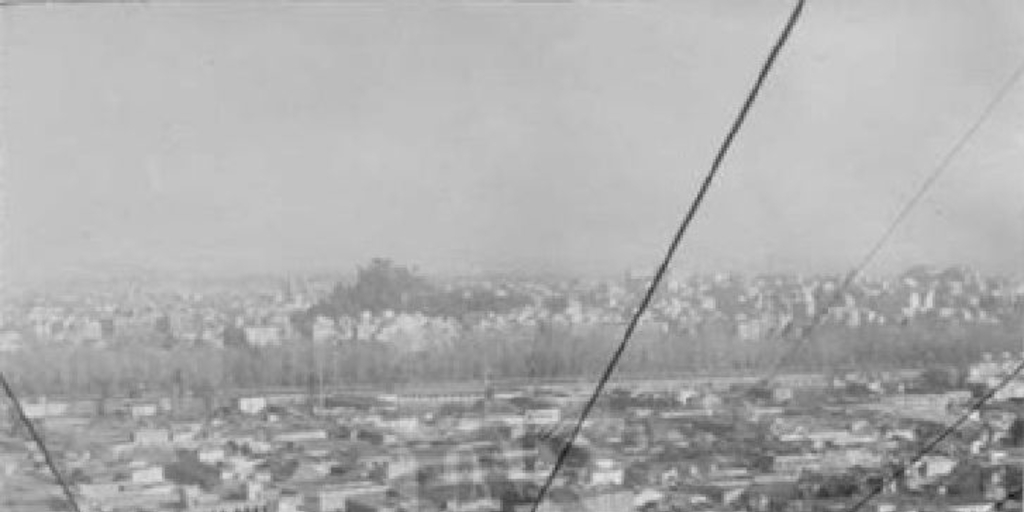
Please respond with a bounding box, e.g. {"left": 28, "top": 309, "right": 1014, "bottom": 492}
{"left": 5, "top": 1, "right": 1022, "bottom": 511}
{"left": 2, "top": 261, "right": 1024, "bottom": 512}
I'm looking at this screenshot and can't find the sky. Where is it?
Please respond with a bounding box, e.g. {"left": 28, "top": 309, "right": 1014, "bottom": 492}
{"left": 3, "top": 0, "right": 1023, "bottom": 283}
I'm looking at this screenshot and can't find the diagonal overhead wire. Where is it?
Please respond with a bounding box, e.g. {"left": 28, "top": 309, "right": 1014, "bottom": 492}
{"left": 529, "top": 25, "right": 1024, "bottom": 512}
{"left": 0, "top": 373, "right": 81, "bottom": 512}
{"left": 846, "top": 356, "right": 1024, "bottom": 512}
{"left": 761, "top": 55, "right": 1024, "bottom": 383}
{"left": 814, "top": 56, "right": 1024, "bottom": 512}
{"left": 527, "top": 1, "right": 807, "bottom": 510}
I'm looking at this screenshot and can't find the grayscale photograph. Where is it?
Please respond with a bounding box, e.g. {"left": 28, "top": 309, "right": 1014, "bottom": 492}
{"left": 1, "top": 1, "right": 1023, "bottom": 511}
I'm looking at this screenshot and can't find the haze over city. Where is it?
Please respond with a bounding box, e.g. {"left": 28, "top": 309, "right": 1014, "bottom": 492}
{"left": 5, "top": 0, "right": 1024, "bottom": 284}
{"left": 6, "top": 3, "right": 1024, "bottom": 512}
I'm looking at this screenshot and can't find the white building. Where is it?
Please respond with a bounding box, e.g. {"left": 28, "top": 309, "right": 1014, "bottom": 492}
{"left": 129, "top": 465, "right": 164, "bottom": 484}
{"left": 197, "top": 446, "right": 226, "bottom": 465}
{"left": 132, "top": 428, "right": 171, "bottom": 446}
{"left": 238, "top": 396, "right": 267, "bottom": 415}
{"left": 129, "top": 402, "right": 159, "bottom": 419}
{"left": 244, "top": 326, "right": 283, "bottom": 347}
{"left": 588, "top": 458, "right": 624, "bottom": 487}
{"left": 525, "top": 408, "right": 561, "bottom": 426}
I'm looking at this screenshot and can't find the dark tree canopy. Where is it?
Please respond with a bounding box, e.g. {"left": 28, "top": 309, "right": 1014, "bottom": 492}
{"left": 314, "top": 258, "right": 531, "bottom": 321}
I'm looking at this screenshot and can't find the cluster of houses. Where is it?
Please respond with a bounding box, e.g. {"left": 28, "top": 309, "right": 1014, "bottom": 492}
{"left": 1, "top": 356, "right": 1024, "bottom": 512}
{"left": 2, "top": 266, "right": 1020, "bottom": 354}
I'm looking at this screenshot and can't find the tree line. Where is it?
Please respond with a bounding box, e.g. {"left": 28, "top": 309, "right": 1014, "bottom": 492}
{"left": 2, "top": 315, "right": 1020, "bottom": 399}
{"left": 3, "top": 258, "right": 1021, "bottom": 398}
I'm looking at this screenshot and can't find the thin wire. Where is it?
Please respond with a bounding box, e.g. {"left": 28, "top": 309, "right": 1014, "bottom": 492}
{"left": 846, "top": 357, "right": 1024, "bottom": 512}
{"left": 0, "top": 373, "right": 82, "bottom": 512}
{"left": 761, "top": 55, "right": 1024, "bottom": 383}
{"left": 535, "top": 26, "right": 1024, "bottom": 512}
{"left": 527, "top": 1, "right": 807, "bottom": 510}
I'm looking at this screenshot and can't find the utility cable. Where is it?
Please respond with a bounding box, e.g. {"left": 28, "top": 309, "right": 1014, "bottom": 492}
{"left": 0, "top": 373, "right": 81, "bottom": 512}
{"left": 742, "top": 50, "right": 1024, "bottom": 512}
{"left": 762, "top": 55, "right": 1024, "bottom": 383}
{"left": 845, "top": 357, "right": 1024, "bottom": 512}
{"left": 527, "top": 1, "right": 807, "bottom": 509}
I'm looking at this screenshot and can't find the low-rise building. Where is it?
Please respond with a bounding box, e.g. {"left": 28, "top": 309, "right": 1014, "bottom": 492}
{"left": 238, "top": 396, "right": 268, "bottom": 415}
{"left": 128, "top": 464, "right": 164, "bottom": 484}
{"left": 302, "top": 482, "right": 387, "bottom": 512}
{"left": 133, "top": 428, "right": 171, "bottom": 446}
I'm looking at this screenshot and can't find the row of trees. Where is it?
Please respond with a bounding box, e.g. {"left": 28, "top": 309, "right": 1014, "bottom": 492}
{"left": 2, "top": 316, "right": 1020, "bottom": 398}
{"left": 302, "top": 258, "right": 534, "bottom": 323}
{"left": 5, "top": 259, "right": 1021, "bottom": 397}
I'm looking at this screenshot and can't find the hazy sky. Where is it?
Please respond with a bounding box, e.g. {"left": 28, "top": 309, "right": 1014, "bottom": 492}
{"left": 4, "top": 1, "right": 1023, "bottom": 282}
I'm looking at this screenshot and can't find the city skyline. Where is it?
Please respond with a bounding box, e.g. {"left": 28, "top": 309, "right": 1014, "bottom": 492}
{"left": 4, "top": 4, "right": 1024, "bottom": 512}
{"left": 5, "top": 1, "right": 1024, "bottom": 284}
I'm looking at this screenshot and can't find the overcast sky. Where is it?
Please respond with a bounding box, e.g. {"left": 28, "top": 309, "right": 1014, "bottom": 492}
{"left": 4, "top": 1, "right": 1023, "bottom": 283}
